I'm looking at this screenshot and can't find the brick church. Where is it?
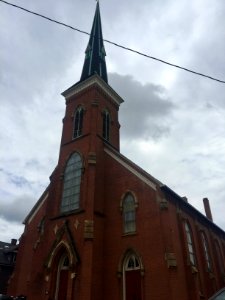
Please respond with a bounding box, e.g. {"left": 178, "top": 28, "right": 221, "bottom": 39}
{"left": 8, "top": 3, "right": 225, "bottom": 300}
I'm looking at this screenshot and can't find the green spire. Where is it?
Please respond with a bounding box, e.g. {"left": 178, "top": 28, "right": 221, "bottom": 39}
{"left": 80, "top": 2, "right": 108, "bottom": 83}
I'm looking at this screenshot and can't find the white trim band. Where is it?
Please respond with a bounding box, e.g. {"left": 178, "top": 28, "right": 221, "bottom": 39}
{"left": 104, "top": 148, "right": 156, "bottom": 191}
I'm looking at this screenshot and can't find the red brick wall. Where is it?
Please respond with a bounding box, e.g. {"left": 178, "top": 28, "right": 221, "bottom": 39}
{"left": 8, "top": 81, "right": 225, "bottom": 300}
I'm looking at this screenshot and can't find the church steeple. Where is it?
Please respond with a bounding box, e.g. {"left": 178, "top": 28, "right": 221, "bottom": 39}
{"left": 80, "top": 2, "right": 108, "bottom": 83}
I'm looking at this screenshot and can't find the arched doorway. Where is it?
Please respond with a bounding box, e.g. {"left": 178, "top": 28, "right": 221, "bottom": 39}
{"left": 123, "top": 253, "right": 142, "bottom": 300}
{"left": 55, "top": 254, "right": 70, "bottom": 300}
{"left": 45, "top": 223, "right": 80, "bottom": 300}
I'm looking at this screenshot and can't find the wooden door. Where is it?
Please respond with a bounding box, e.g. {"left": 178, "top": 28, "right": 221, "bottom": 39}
{"left": 125, "top": 270, "right": 142, "bottom": 300}
{"left": 57, "top": 269, "right": 69, "bottom": 300}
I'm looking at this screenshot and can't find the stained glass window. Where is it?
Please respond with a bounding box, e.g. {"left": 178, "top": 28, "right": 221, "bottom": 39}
{"left": 73, "top": 106, "right": 84, "bottom": 138}
{"left": 184, "top": 221, "right": 197, "bottom": 266}
{"left": 61, "top": 152, "right": 82, "bottom": 213}
{"left": 123, "top": 194, "right": 136, "bottom": 233}
{"left": 103, "top": 110, "right": 110, "bottom": 141}
{"left": 201, "top": 232, "right": 212, "bottom": 272}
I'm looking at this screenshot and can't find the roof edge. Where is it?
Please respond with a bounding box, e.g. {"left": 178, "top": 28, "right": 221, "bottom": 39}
{"left": 104, "top": 144, "right": 162, "bottom": 191}
{"left": 23, "top": 185, "right": 49, "bottom": 225}
{"left": 161, "top": 185, "right": 225, "bottom": 236}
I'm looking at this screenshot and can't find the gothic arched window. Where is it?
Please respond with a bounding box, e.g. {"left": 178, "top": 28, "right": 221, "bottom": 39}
{"left": 73, "top": 106, "right": 84, "bottom": 138}
{"left": 214, "top": 240, "right": 225, "bottom": 275}
{"left": 123, "top": 193, "right": 136, "bottom": 234}
{"left": 201, "top": 232, "right": 212, "bottom": 272}
{"left": 61, "top": 152, "right": 82, "bottom": 213}
{"left": 184, "top": 221, "right": 197, "bottom": 266}
{"left": 102, "top": 110, "right": 110, "bottom": 141}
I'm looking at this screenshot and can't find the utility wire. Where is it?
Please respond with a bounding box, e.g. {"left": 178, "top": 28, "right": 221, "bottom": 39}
{"left": 1, "top": 0, "right": 225, "bottom": 84}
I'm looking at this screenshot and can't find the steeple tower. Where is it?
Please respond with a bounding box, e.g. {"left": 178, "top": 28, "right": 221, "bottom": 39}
{"left": 61, "top": 0, "right": 123, "bottom": 151}
{"left": 80, "top": 2, "right": 108, "bottom": 83}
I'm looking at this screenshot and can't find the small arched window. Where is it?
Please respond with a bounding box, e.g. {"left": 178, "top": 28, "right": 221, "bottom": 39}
{"left": 61, "top": 255, "right": 69, "bottom": 268}
{"left": 184, "top": 221, "right": 197, "bottom": 266}
{"left": 125, "top": 254, "right": 140, "bottom": 271}
{"left": 123, "top": 193, "right": 136, "bottom": 234}
{"left": 102, "top": 110, "right": 110, "bottom": 141}
{"left": 73, "top": 106, "right": 84, "bottom": 138}
{"left": 201, "top": 232, "right": 212, "bottom": 272}
{"left": 61, "top": 152, "right": 82, "bottom": 213}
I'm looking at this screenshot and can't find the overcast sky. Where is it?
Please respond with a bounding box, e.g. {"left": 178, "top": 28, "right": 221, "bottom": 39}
{"left": 0, "top": 0, "right": 225, "bottom": 243}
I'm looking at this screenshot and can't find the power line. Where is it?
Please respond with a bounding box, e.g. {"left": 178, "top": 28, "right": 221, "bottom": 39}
{"left": 1, "top": 0, "right": 225, "bottom": 84}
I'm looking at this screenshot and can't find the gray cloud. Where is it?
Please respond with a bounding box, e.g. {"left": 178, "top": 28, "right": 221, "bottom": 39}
{"left": 0, "top": 194, "right": 35, "bottom": 223}
{"left": 0, "top": 168, "right": 31, "bottom": 187}
{"left": 109, "top": 73, "right": 175, "bottom": 140}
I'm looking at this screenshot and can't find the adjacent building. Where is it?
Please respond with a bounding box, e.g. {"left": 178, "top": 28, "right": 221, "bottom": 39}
{"left": 8, "top": 3, "right": 225, "bottom": 300}
{"left": 0, "top": 239, "right": 17, "bottom": 294}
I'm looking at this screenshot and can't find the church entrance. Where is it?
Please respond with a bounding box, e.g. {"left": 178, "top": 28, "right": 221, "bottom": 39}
{"left": 55, "top": 255, "right": 69, "bottom": 300}
{"left": 123, "top": 253, "right": 142, "bottom": 300}
{"left": 45, "top": 226, "right": 79, "bottom": 300}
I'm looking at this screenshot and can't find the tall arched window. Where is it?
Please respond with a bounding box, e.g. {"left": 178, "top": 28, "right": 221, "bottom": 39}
{"left": 123, "top": 252, "right": 142, "bottom": 300}
{"left": 201, "top": 232, "right": 212, "bottom": 272}
{"left": 102, "top": 110, "right": 110, "bottom": 141}
{"left": 73, "top": 106, "right": 84, "bottom": 138}
{"left": 214, "top": 240, "right": 225, "bottom": 276}
{"left": 61, "top": 152, "right": 82, "bottom": 213}
{"left": 123, "top": 193, "right": 136, "bottom": 234}
{"left": 184, "top": 221, "right": 197, "bottom": 266}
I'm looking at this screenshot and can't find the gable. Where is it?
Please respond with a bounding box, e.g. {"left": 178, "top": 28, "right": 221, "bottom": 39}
{"left": 104, "top": 147, "right": 159, "bottom": 191}
{"left": 44, "top": 221, "right": 80, "bottom": 270}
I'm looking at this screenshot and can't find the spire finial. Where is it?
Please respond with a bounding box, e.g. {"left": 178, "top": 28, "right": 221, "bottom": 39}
{"left": 80, "top": 0, "right": 108, "bottom": 83}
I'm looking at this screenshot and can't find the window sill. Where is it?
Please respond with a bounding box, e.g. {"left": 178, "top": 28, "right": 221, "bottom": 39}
{"left": 122, "top": 232, "right": 137, "bottom": 237}
{"left": 191, "top": 265, "right": 198, "bottom": 274}
{"left": 97, "top": 134, "right": 118, "bottom": 150}
{"left": 61, "top": 134, "right": 89, "bottom": 146}
{"left": 72, "top": 134, "right": 87, "bottom": 141}
{"left": 50, "top": 208, "right": 85, "bottom": 220}
{"left": 208, "top": 272, "right": 215, "bottom": 279}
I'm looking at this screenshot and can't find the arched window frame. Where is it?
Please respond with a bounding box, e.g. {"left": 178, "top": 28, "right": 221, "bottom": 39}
{"left": 184, "top": 221, "right": 197, "bottom": 267}
{"left": 201, "top": 231, "right": 212, "bottom": 272}
{"left": 73, "top": 106, "right": 84, "bottom": 139}
{"left": 223, "top": 243, "right": 225, "bottom": 264}
{"left": 124, "top": 253, "right": 140, "bottom": 271}
{"left": 121, "top": 192, "right": 138, "bottom": 234}
{"left": 60, "top": 152, "right": 83, "bottom": 213}
{"left": 214, "top": 240, "right": 225, "bottom": 276}
{"left": 37, "top": 216, "right": 45, "bottom": 235}
{"left": 102, "top": 109, "right": 110, "bottom": 141}
{"left": 59, "top": 254, "right": 69, "bottom": 270}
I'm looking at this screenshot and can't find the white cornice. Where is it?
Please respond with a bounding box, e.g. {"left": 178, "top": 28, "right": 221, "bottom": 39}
{"left": 62, "top": 75, "right": 124, "bottom": 106}
{"left": 25, "top": 192, "right": 49, "bottom": 225}
{"left": 104, "top": 148, "right": 157, "bottom": 191}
